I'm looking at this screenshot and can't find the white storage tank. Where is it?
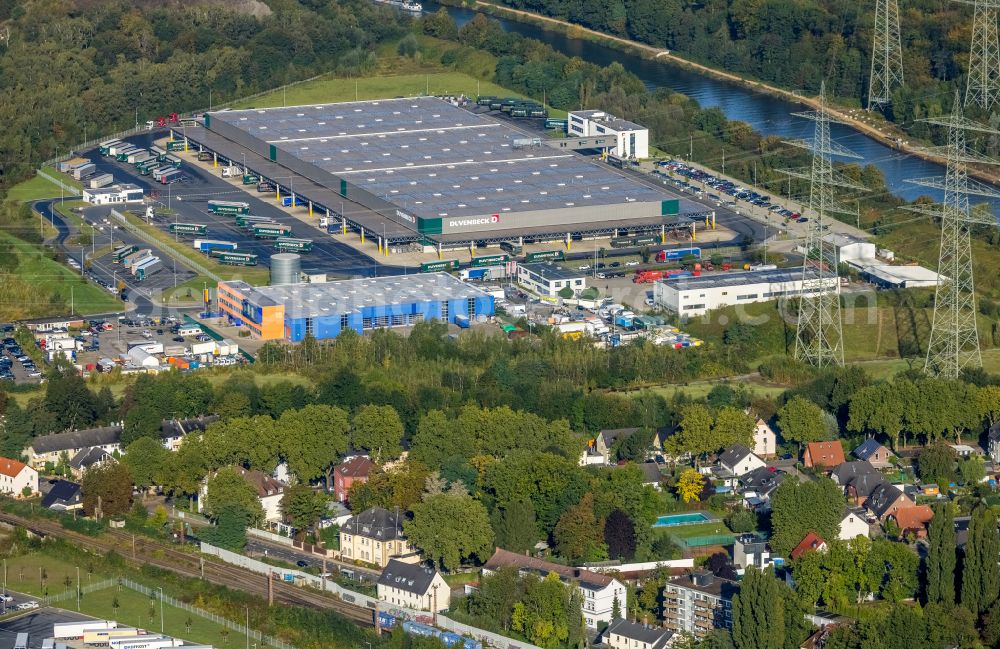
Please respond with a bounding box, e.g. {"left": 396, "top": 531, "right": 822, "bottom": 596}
{"left": 270, "top": 253, "right": 301, "bottom": 285}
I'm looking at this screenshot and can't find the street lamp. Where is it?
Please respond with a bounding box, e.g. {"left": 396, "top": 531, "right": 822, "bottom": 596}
{"left": 158, "top": 587, "right": 164, "bottom": 633}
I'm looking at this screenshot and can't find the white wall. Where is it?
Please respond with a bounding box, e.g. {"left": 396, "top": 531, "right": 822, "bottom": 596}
{"left": 654, "top": 275, "right": 840, "bottom": 317}
{"left": 0, "top": 466, "right": 38, "bottom": 496}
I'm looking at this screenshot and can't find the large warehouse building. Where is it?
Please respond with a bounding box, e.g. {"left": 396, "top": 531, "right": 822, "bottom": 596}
{"left": 187, "top": 97, "right": 694, "bottom": 250}
{"left": 653, "top": 268, "right": 841, "bottom": 317}
{"left": 217, "top": 273, "right": 494, "bottom": 341}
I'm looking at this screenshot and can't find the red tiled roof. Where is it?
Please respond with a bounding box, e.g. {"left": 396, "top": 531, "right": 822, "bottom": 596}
{"left": 790, "top": 532, "right": 827, "bottom": 561}
{"left": 0, "top": 457, "right": 29, "bottom": 479}
{"left": 805, "top": 441, "right": 846, "bottom": 468}
{"left": 337, "top": 456, "right": 374, "bottom": 478}
{"left": 890, "top": 505, "right": 934, "bottom": 532}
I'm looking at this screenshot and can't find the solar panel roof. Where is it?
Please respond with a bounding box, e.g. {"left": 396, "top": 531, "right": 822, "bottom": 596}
{"left": 210, "top": 97, "right": 671, "bottom": 220}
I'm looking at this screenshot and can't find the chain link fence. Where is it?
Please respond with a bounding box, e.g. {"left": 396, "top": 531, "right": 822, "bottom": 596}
{"left": 43, "top": 578, "right": 117, "bottom": 605}
{"left": 117, "top": 577, "right": 296, "bottom": 649}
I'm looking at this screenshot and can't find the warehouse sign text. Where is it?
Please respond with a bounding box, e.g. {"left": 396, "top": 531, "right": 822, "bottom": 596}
{"left": 448, "top": 214, "right": 500, "bottom": 228}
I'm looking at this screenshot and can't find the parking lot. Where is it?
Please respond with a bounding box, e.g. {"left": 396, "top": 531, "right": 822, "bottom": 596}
{"left": 83, "top": 133, "right": 391, "bottom": 279}
{"left": 1, "top": 336, "right": 41, "bottom": 383}
{"left": 0, "top": 596, "right": 90, "bottom": 649}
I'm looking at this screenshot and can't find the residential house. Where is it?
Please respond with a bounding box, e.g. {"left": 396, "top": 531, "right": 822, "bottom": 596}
{"left": 40, "top": 479, "right": 82, "bottom": 512}
{"left": 605, "top": 619, "right": 674, "bottom": 649}
{"left": 718, "top": 445, "right": 766, "bottom": 478}
{"left": 803, "top": 441, "right": 846, "bottom": 470}
{"left": 988, "top": 423, "right": 1000, "bottom": 464}
{"left": 333, "top": 456, "right": 374, "bottom": 503}
{"left": 69, "top": 447, "right": 112, "bottom": 478}
{"left": 0, "top": 458, "right": 37, "bottom": 497}
{"left": 749, "top": 413, "right": 777, "bottom": 458}
{"left": 864, "top": 483, "right": 913, "bottom": 522}
{"left": 831, "top": 462, "right": 886, "bottom": 506}
{"left": 25, "top": 416, "right": 218, "bottom": 470}
{"left": 852, "top": 439, "right": 895, "bottom": 469}
{"left": 376, "top": 559, "right": 450, "bottom": 612}
{"left": 340, "top": 507, "right": 419, "bottom": 569}
{"left": 889, "top": 505, "right": 934, "bottom": 539}
{"left": 662, "top": 572, "right": 737, "bottom": 639}
{"left": 638, "top": 462, "right": 664, "bottom": 490}
{"left": 732, "top": 535, "right": 772, "bottom": 571}
{"left": 949, "top": 444, "right": 984, "bottom": 458}
{"left": 738, "top": 467, "right": 784, "bottom": 511}
{"left": 483, "top": 548, "right": 627, "bottom": 628}
{"left": 790, "top": 532, "right": 828, "bottom": 561}
{"left": 198, "top": 467, "right": 287, "bottom": 523}
{"left": 581, "top": 428, "right": 639, "bottom": 466}
{"left": 838, "top": 509, "right": 870, "bottom": 541}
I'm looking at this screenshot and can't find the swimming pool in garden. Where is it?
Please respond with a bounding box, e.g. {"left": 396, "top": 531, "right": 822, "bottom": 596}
{"left": 653, "top": 512, "right": 715, "bottom": 527}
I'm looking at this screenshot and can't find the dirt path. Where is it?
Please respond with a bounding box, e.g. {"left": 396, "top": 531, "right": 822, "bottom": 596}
{"left": 474, "top": 1, "right": 1000, "bottom": 188}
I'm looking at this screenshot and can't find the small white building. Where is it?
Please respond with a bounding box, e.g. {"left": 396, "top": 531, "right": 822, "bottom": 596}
{"left": 718, "top": 445, "right": 766, "bottom": 477}
{"left": 517, "top": 262, "right": 586, "bottom": 298}
{"left": 822, "top": 233, "right": 876, "bottom": 265}
{"left": 732, "top": 534, "right": 772, "bottom": 571}
{"left": 0, "top": 457, "right": 38, "bottom": 497}
{"left": 605, "top": 619, "right": 674, "bottom": 649}
{"left": 82, "top": 183, "right": 144, "bottom": 206}
{"left": 568, "top": 110, "right": 649, "bottom": 159}
{"left": 838, "top": 509, "right": 870, "bottom": 541}
{"left": 126, "top": 346, "right": 160, "bottom": 370}
{"left": 859, "top": 264, "right": 943, "bottom": 289}
{"left": 653, "top": 268, "right": 840, "bottom": 317}
{"left": 376, "top": 559, "right": 450, "bottom": 612}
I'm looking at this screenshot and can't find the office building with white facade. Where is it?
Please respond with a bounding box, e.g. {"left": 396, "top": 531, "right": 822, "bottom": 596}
{"left": 82, "top": 184, "right": 144, "bottom": 205}
{"left": 516, "top": 262, "right": 587, "bottom": 298}
{"left": 653, "top": 268, "right": 840, "bottom": 317}
{"left": 568, "top": 110, "right": 649, "bottom": 159}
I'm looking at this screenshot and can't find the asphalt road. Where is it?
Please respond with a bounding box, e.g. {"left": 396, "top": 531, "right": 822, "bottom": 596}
{"left": 0, "top": 598, "right": 92, "bottom": 649}
{"left": 243, "top": 539, "right": 379, "bottom": 582}
{"left": 88, "top": 134, "right": 409, "bottom": 278}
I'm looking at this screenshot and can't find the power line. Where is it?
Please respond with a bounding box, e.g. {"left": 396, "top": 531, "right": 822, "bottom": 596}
{"left": 868, "top": 0, "right": 905, "bottom": 110}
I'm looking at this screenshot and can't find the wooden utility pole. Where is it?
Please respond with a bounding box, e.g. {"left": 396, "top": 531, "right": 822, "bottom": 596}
{"left": 267, "top": 574, "right": 273, "bottom": 606}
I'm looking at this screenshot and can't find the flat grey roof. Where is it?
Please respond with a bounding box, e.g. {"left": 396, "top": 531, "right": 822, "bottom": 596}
{"left": 222, "top": 272, "right": 488, "bottom": 319}
{"left": 520, "top": 262, "right": 585, "bottom": 281}
{"left": 660, "top": 268, "right": 823, "bottom": 291}
{"left": 208, "top": 97, "right": 670, "bottom": 220}
{"left": 570, "top": 109, "right": 645, "bottom": 133}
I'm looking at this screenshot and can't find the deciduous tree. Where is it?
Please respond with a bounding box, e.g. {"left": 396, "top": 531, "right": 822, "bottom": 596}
{"left": 553, "top": 492, "right": 605, "bottom": 563}
{"left": 351, "top": 405, "right": 404, "bottom": 461}
{"left": 769, "top": 478, "right": 843, "bottom": 555}
{"left": 277, "top": 404, "right": 349, "bottom": 485}
{"left": 280, "top": 486, "right": 329, "bottom": 540}
{"left": 676, "top": 469, "right": 705, "bottom": 503}
{"left": 604, "top": 509, "right": 636, "bottom": 560}
{"left": 81, "top": 461, "right": 134, "bottom": 519}
{"left": 491, "top": 498, "right": 539, "bottom": 554}
{"left": 404, "top": 492, "right": 493, "bottom": 571}
{"left": 122, "top": 436, "right": 169, "bottom": 490}
{"left": 777, "top": 396, "right": 828, "bottom": 450}
{"left": 203, "top": 467, "right": 264, "bottom": 526}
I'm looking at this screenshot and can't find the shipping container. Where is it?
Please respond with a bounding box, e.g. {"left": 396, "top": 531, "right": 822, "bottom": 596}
{"left": 280, "top": 196, "right": 308, "bottom": 208}
{"left": 193, "top": 239, "right": 237, "bottom": 253}
{"left": 207, "top": 200, "right": 250, "bottom": 215}
{"left": 88, "top": 173, "right": 114, "bottom": 189}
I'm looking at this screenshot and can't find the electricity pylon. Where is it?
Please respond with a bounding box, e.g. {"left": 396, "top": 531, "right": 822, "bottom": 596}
{"left": 781, "top": 82, "right": 868, "bottom": 368}
{"left": 958, "top": 0, "right": 1000, "bottom": 110}
{"left": 906, "top": 92, "right": 1000, "bottom": 377}
{"left": 868, "top": 0, "right": 905, "bottom": 110}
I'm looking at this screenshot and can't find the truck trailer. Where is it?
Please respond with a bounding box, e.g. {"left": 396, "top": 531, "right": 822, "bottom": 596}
{"left": 132, "top": 257, "right": 162, "bottom": 280}
{"left": 54, "top": 621, "right": 118, "bottom": 640}
{"left": 71, "top": 163, "right": 96, "bottom": 180}
{"left": 88, "top": 174, "right": 114, "bottom": 189}
{"left": 193, "top": 239, "right": 238, "bottom": 253}
{"left": 83, "top": 629, "right": 141, "bottom": 646}
{"left": 128, "top": 150, "right": 152, "bottom": 165}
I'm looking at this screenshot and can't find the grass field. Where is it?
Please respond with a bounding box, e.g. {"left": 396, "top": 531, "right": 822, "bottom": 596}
{"left": 0, "top": 231, "right": 122, "bottom": 320}
{"left": 6, "top": 175, "right": 64, "bottom": 202}
{"left": 231, "top": 72, "right": 527, "bottom": 110}
{"left": 2, "top": 554, "right": 247, "bottom": 646}
{"left": 119, "top": 211, "right": 269, "bottom": 285}
{"left": 660, "top": 520, "right": 732, "bottom": 539}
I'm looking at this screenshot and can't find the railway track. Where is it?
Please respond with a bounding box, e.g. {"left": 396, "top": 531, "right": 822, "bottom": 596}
{"left": 0, "top": 512, "right": 374, "bottom": 626}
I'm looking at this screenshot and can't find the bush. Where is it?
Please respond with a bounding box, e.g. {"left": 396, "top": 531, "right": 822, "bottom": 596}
{"left": 726, "top": 509, "right": 757, "bottom": 533}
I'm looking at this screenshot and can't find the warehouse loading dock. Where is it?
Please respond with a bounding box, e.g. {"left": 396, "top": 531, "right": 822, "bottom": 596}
{"left": 177, "top": 97, "right": 702, "bottom": 253}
